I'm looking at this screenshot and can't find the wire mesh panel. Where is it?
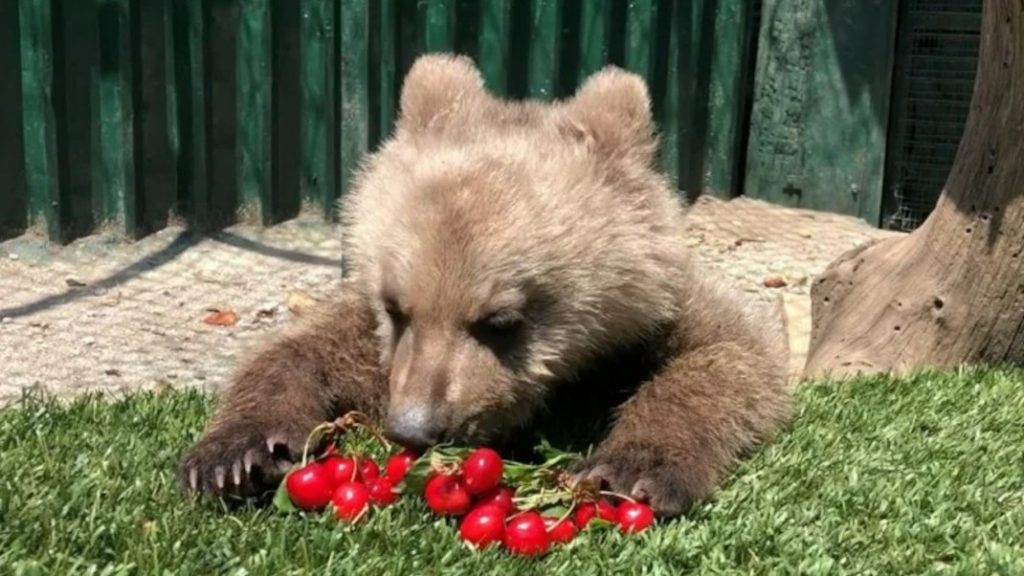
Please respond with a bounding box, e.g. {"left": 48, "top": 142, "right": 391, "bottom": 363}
{"left": 882, "top": 0, "right": 982, "bottom": 232}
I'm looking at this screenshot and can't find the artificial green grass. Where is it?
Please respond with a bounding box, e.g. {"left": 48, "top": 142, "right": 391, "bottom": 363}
{"left": 1, "top": 368, "right": 1023, "bottom": 575}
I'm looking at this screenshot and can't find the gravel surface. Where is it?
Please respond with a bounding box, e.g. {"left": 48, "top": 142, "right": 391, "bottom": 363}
{"left": 0, "top": 197, "right": 899, "bottom": 403}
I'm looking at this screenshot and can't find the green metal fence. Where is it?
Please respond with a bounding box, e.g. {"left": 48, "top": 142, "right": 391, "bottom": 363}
{"left": 0, "top": 0, "right": 758, "bottom": 244}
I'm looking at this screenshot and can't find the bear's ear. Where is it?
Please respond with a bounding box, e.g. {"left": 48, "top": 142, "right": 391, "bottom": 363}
{"left": 397, "top": 53, "right": 486, "bottom": 134}
{"left": 563, "top": 66, "right": 656, "bottom": 165}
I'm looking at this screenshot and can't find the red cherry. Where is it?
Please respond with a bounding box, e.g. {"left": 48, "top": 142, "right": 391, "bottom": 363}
{"left": 477, "top": 485, "right": 516, "bottom": 516}
{"left": 458, "top": 504, "right": 507, "bottom": 549}
{"left": 574, "top": 500, "right": 617, "bottom": 528}
{"left": 543, "top": 516, "right": 578, "bottom": 544}
{"left": 616, "top": 501, "right": 655, "bottom": 533}
{"left": 322, "top": 455, "right": 358, "bottom": 486}
{"left": 423, "top": 473, "right": 472, "bottom": 516}
{"left": 461, "top": 448, "right": 504, "bottom": 495}
{"left": 331, "top": 481, "right": 370, "bottom": 522}
{"left": 285, "top": 462, "right": 334, "bottom": 511}
{"left": 358, "top": 458, "right": 381, "bottom": 482}
{"left": 384, "top": 449, "right": 418, "bottom": 482}
{"left": 366, "top": 476, "right": 398, "bottom": 506}
{"left": 503, "top": 512, "right": 551, "bottom": 556}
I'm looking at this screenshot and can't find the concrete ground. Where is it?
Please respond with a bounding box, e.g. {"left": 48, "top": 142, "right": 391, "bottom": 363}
{"left": 0, "top": 197, "right": 899, "bottom": 403}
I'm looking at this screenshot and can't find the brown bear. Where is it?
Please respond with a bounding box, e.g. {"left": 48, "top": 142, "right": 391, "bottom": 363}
{"left": 179, "top": 54, "right": 792, "bottom": 517}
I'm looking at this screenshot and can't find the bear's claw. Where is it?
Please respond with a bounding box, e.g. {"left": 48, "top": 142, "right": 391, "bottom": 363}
{"left": 178, "top": 422, "right": 304, "bottom": 499}
{"left": 569, "top": 443, "right": 699, "bottom": 518}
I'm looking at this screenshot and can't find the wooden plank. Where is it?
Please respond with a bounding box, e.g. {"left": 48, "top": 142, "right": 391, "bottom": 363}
{"left": 744, "top": 0, "right": 899, "bottom": 224}
{"left": 479, "top": 0, "right": 512, "bottom": 95}
{"left": 131, "top": 0, "right": 177, "bottom": 236}
{"left": 0, "top": 0, "right": 28, "bottom": 239}
{"left": 98, "top": 0, "right": 136, "bottom": 233}
{"left": 238, "top": 0, "right": 272, "bottom": 222}
{"left": 528, "top": 0, "right": 561, "bottom": 99}
{"left": 19, "top": 0, "right": 62, "bottom": 241}
{"left": 204, "top": 0, "right": 241, "bottom": 229}
{"left": 270, "top": 0, "right": 302, "bottom": 222}
{"left": 171, "top": 0, "right": 208, "bottom": 229}
{"left": 423, "top": 0, "right": 455, "bottom": 53}
{"left": 578, "top": 1, "right": 611, "bottom": 82}
{"left": 302, "top": 0, "right": 338, "bottom": 215}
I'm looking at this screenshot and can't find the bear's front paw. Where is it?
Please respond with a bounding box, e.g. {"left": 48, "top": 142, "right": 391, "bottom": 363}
{"left": 570, "top": 442, "right": 705, "bottom": 518}
{"left": 178, "top": 420, "right": 308, "bottom": 499}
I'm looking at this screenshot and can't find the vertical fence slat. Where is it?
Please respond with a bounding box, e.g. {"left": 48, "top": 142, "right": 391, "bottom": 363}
{"left": 660, "top": 0, "right": 680, "bottom": 189}
{"left": 173, "top": 0, "right": 207, "bottom": 229}
{"left": 578, "top": 0, "right": 610, "bottom": 83}
{"left": 205, "top": 0, "right": 241, "bottom": 228}
{"left": 624, "top": 0, "right": 655, "bottom": 81}
{"left": 132, "top": 0, "right": 177, "bottom": 236}
{"left": 340, "top": 0, "right": 369, "bottom": 200}
{"left": 238, "top": 0, "right": 272, "bottom": 222}
{"left": 479, "top": 0, "right": 512, "bottom": 95}
{"left": 703, "top": 1, "right": 756, "bottom": 198}
{"left": 0, "top": 0, "right": 28, "bottom": 239}
{"left": 270, "top": 0, "right": 302, "bottom": 222}
{"left": 302, "top": 0, "right": 338, "bottom": 216}
{"left": 528, "top": 0, "right": 561, "bottom": 99}
{"left": 378, "top": 0, "right": 396, "bottom": 139}
{"left": 423, "top": 0, "right": 455, "bottom": 53}
{"left": 98, "top": 0, "right": 135, "bottom": 233}
{"left": 53, "top": 0, "right": 100, "bottom": 241}
{"left": 20, "top": 0, "right": 61, "bottom": 241}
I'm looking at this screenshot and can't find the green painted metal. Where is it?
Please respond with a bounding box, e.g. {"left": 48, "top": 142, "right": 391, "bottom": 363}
{"left": 172, "top": 0, "right": 208, "bottom": 230}
{"left": 378, "top": 0, "right": 397, "bottom": 137}
{"left": 271, "top": 0, "right": 303, "bottom": 223}
{"left": 479, "top": 0, "right": 513, "bottom": 95}
{"left": 3, "top": 0, "right": 773, "bottom": 242}
{"left": 98, "top": 0, "right": 135, "bottom": 233}
{"left": 527, "top": 0, "right": 560, "bottom": 99}
{"left": 302, "top": 0, "right": 339, "bottom": 214}
{"left": 204, "top": 0, "right": 242, "bottom": 230}
{"left": 659, "top": 0, "right": 680, "bottom": 187}
{"left": 339, "top": 0, "right": 370, "bottom": 203}
{"left": 238, "top": 0, "right": 272, "bottom": 222}
{"left": 624, "top": 0, "right": 655, "bottom": 80}
{"left": 702, "top": 0, "right": 758, "bottom": 198}
{"left": 744, "top": 0, "right": 899, "bottom": 224}
{"left": 578, "top": 1, "right": 611, "bottom": 82}
{"left": 133, "top": 0, "right": 178, "bottom": 236}
{"left": 0, "top": 0, "right": 28, "bottom": 239}
{"left": 423, "top": 0, "right": 456, "bottom": 52}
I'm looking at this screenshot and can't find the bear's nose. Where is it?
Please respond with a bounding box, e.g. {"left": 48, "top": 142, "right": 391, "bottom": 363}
{"left": 385, "top": 406, "right": 440, "bottom": 450}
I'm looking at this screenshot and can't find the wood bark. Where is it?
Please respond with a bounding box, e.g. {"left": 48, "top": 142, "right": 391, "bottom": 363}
{"left": 804, "top": 0, "right": 1024, "bottom": 378}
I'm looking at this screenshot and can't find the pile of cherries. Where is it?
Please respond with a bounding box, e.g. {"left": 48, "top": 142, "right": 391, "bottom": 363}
{"left": 277, "top": 413, "right": 655, "bottom": 557}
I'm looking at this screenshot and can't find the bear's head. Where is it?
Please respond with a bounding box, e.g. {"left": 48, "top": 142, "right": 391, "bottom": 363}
{"left": 340, "top": 54, "right": 692, "bottom": 448}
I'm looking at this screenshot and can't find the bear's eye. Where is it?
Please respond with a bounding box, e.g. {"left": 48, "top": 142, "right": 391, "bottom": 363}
{"left": 470, "top": 309, "right": 524, "bottom": 347}
{"left": 384, "top": 298, "right": 408, "bottom": 326}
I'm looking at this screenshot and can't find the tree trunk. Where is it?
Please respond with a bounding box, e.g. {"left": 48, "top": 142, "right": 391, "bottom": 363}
{"left": 804, "top": 0, "right": 1024, "bottom": 378}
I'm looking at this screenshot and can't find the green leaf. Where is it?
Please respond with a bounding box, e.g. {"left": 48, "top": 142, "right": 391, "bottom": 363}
{"left": 397, "top": 455, "right": 434, "bottom": 495}
{"left": 272, "top": 473, "right": 297, "bottom": 514}
{"left": 539, "top": 505, "right": 570, "bottom": 518}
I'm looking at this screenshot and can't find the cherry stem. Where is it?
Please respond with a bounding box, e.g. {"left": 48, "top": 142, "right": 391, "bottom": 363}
{"left": 551, "top": 501, "right": 577, "bottom": 531}
{"left": 599, "top": 489, "right": 637, "bottom": 504}
{"left": 300, "top": 422, "right": 336, "bottom": 466}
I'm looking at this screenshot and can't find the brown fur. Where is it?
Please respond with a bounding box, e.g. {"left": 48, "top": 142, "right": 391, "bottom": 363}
{"left": 179, "top": 54, "right": 791, "bottom": 515}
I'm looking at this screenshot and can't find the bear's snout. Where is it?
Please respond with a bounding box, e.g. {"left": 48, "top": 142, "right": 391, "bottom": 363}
{"left": 385, "top": 405, "right": 444, "bottom": 450}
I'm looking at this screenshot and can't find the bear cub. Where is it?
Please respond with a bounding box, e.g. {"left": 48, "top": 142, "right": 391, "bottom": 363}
{"left": 179, "top": 54, "right": 791, "bottom": 517}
